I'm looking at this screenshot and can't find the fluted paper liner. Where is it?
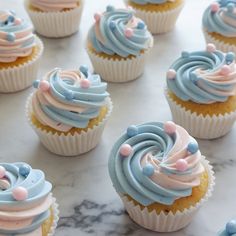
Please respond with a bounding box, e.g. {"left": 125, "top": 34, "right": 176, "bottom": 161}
{"left": 87, "top": 47, "right": 151, "bottom": 83}
{"left": 26, "top": 94, "right": 113, "bottom": 156}
{"left": 125, "top": 1, "right": 184, "bottom": 34}
{"left": 0, "top": 36, "right": 43, "bottom": 93}
{"left": 48, "top": 197, "right": 59, "bottom": 236}
{"left": 165, "top": 90, "right": 236, "bottom": 139}
{"left": 25, "top": 0, "right": 84, "bottom": 38}
{"left": 203, "top": 29, "right": 236, "bottom": 54}
{"left": 121, "top": 158, "right": 215, "bottom": 232}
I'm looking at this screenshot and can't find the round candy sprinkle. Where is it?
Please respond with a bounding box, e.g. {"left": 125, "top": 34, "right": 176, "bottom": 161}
{"left": 143, "top": 164, "right": 155, "bottom": 177}
{"left": 167, "top": 69, "right": 176, "bottom": 80}
{"left": 187, "top": 141, "right": 199, "bottom": 154}
{"left": 127, "top": 125, "right": 139, "bottom": 137}
{"left": 107, "top": 5, "right": 115, "bottom": 12}
{"left": 226, "top": 220, "right": 236, "bottom": 234}
{"left": 39, "top": 80, "right": 50, "bottom": 92}
{"left": 109, "top": 21, "right": 116, "bottom": 31}
{"left": 6, "top": 33, "right": 15, "bottom": 42}
{"left": 137, "top": 21, "right": 145, "bottom": 29}
{"left": 176, "top": 159, "right": 188, "bottom": 172}
{"left": 80, "top": 79, "right": 91, "bottom": 89}
{"left": 33, "top": 80, "right": 40, "bottom": 89}
{"left": 125, "top": 28, "right": 133, "bottom": 38}
{"left": 181, "top": 51, "right": 190, "bottom": 58}
{"left": 65, "top": 90, "right": 74, "bottom": 100}
{"left": 12, "top": 187, "right": 28, "bottom": 201}
{"left": 14, "top": 18, "right": 21, "bottom": 25}
{"left": 164, "top": 121, "right": 176, "bottom": 134}
{"left": 227, "top": 3, "right": 234, "bottom": 13}
{"left": 220, "top": 65, "right": 231, "bottom": 75}
{"left": 19, "top": 165, "right": 30, "bottom": 177}
{"left": 0, "top": 166, "right": 6, "bottom": 179}
{"left": 79, "top": 65, "right": 89, "bottom": 77}
{"left": 190, "top": 72, "right": 199, "bottom": 84}
{"left": 226, "top": 52, "right": 235, "bottom": 63}
{"left": 8, "top": 15, "right": 15, "bottom": 23}
{"left": 119, "top": 144, "right": 133, "bottom": 157}
{"left": 94, "top": 13, "right": 101, "bottom": 22}
{"left": 211, "top": 2, "right": 219, "bottom": 12}
{"left": 206, "top": 43, "right": 216, "bottom": 53}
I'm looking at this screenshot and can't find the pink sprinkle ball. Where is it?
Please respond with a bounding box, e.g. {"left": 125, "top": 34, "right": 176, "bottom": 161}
{"left": 176, "top": 159, "right": 188, "bottom": 172}
{"left": 206, "top": 43, "right": 216, "bottom": 53}
{"left": 164, "top": 121, "right": 176, "bottom": 134}
{"left": 220, "top": 65, "right": 231, "bottom": 75}
{"left": 167, "top": 69, "right": 176, "bottom": 80}
{"left": 14, "top": 18, "right": 22, "bottom": 25}
{"left": 80, "top": 79, "right": 91, "bottom": 89}
{"left": 125, "top": 28, "right": 133, "bottom": 38}
{"left": 94, "top": 13, "right": 101, "bottom": 22}
{"left": 120, "top": 144, "right": 133, "bottom": 157}
{"left": 211, "top": 2, "right": 219, "bottom": 12}
{"left": 39, "top": 80, "right": 50, "bottom": 92}
{"left": 0, "top": 166, "right": 6, "bottom": 179}
{"left": 12, "top": 187, "right": 28, "bottom": 201}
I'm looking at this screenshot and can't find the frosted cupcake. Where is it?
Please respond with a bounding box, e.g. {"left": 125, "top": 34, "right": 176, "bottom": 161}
{"left": 87, "top": 6, "right": 153, "bottom": 83}
{"left": 165, "top": 44, "right": 236, "bottom": 139}
{"left": 0, "top": 162, "right": 59, "bottom": 235}
{"left": 125, "top": 0, "right": 185, "bottom": 34}
{"left": 218, "top": 219, "right": 236, "bottom": 235}
{"left": 26, "top": 65, "right": 112, "bottom": 156}
{"left": 0, "top": 10, "right": 43, "bottom": 93}
{"left": 108, "top": 121, "right": 214, "bottom": 232}
{"left": 24, "top": 0, "right": 84, "bottom": 38}
{"left": 202, "top": 0, "right": 236, "bottom": 53}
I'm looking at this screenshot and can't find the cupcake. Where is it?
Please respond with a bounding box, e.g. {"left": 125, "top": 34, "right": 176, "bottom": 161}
{"left": 218, "top": 219, "right": 236, "bottom": 236}
{"left": 165, "top": 44, "right": 236, "bottom": 139}
{"left": 0, "top": 10, "right": 43, "bottom": 93}
{"left": 26, "top": 65, "right": 112, "bottom": 156}
{"left": 0, "top": 162, "right": 59, "bottom": 235}
{"left": 125, "top": 0, "right": 185, "bottom": 34}
{"left": 24, "top": 0, "right": 84, "bottom": 38}
{"left": 202, "top": 1, "right": 236, "bottom": 53}
{"left": 87, "top": 6, "right": 153, "bottom": 83}
{"left": 108, "top": 121, "right": 215, "bottom": 232}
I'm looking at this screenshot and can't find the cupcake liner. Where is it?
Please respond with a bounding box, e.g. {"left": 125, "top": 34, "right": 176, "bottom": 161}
{"left": 25, "top": 0, "right": 84, "bottom": 38}
{"left": 203, "top": 29, "right": 236, "bottom": 54}
{"left": 125, "top": 1, "right": 185, "bottom": 34}
{"left": 165, "top": 91, "right": 236, "bottom": 139}
{"left": 26, "top": 94, "right": 113, "bottom": 156}
{"left": 0, "top": 36, "right": 43, "bottom": 93}
{"left": 120, "top": 157, "right": 215, "bottom": 232}
{"left": 48, "top": 197, "right": 59, "bottom": 236}
{"left": 87, "top": 47, "right": 151, "bottom": 83}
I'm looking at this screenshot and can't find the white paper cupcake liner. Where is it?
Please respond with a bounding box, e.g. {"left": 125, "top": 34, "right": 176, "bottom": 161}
{"left": 165, "top": 91, "right": 236, "bottom": 139}
{"left": 0, "top": 36, "right": 43, "bottom": 93}
{"left": 25, "top": 0, "right": 84, "bottom": 38}
{"left": 120, "top": 158, "right": 215, "bottom": 232}
{"left": 87, "top": 47, "right": 151, "bottom": 83}
{"left": 26, "top": 94, "right": 113, "bottom": 156}
{"left": 125, "top": 1, "right": 184, "bottom": 34}
{"left": 203, "top": 29, "right": 236, "bottom": 54}
{"left": 48, "top": 197, "right": 59, "bottom": 236}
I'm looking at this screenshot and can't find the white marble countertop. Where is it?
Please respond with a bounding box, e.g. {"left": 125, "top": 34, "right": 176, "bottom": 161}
{"left": 1, "top": 0, "right": 236, "bottom": 235}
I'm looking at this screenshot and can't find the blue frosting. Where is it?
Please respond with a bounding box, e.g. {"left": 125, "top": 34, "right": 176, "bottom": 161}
{"left": 88, "top": 6, "right": 152, "bottom": 57}
{"left": 218, "top": 219, "right": 236, "bottom": 235}
{"left": 130, "top": 0, "right": 173, "bottom": 5}
{"left": 202, "top": 0, "right": 236, "bottom": 37}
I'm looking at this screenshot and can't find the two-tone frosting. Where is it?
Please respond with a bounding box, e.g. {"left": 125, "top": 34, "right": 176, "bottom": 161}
{"left": 88, "top": 5, "right": 153, "bottom": 58}
{"left": 108, "top": 121, "right": 205, "bottom": 206}
{"left": 32, "top": 66, "right": 109, "bottom": 132}
{"left": 30, "top": 0, "right": 78, "bottom": 12}
{"left": 166, "top": 44, "right": 236, "bottom": 104}
{"left": 130, "top": 0, "right": 176, "bottom": 5}
{"left": 0, "top": 10, "right": 35, "bottom": 63}
{"left": 218, "top": 219, "right": 236, "bottom": 236}
{"left": 0, "top": 162, "right": 53, "bottom": 235}
{"left": 202, "top": 0, "right": 236, "bottom": 37}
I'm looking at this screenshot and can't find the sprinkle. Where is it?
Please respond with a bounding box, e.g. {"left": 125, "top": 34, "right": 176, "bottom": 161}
{"left": 227, "top": 3, "right": 234, "bottom": 13}
{"left": 206, "top": 43, "right": 216, "bottom": 53}
{"left": 211, "top": 2, "right": 219, "bottom": 12}
{"left": 187, "top": 141, "right": 199, "bottom": 154}
{"left": 125, "top": 28, "right": 133, "bottom": 38}
{"left": 19, "top": 165, "right": 30, "bottom": 177}
{"left": 127, "top": 125, "right": 139, "bottom": 137}
{"left": 79, "top": 65, "right": 89, "bottom": 77}
{"left": 80, "top": 79, "right": 91, "bottom": 89}
{"left": 220, "top": 65, "right": 231, "bottom": 76}
{"left": 119, "top": 144, "right": 133, "bottom": 157}
{"left": 181, "top": 51, "right": 190, "bottom": 58}
{"left": 94, "top": 13, "right": 101, "bottom": 22}
{"left": 143, "top": 164, "right": 155, "bottom": 176}
{"left": 64, "top": 90, "right": 74, "bottom": 100}
{"left": 226, "top": 220, "right": 236, "bottom": 234}
{"left": 167, "top": 69, "right": 176, "bottom": 80}
{"left": 0, "top": 166, "right": 6, "bottom": 179}
{"left": 12, "top": 187, "right": 28, "bottom": 201}
{"left": 109, "top": 21, "right": 116, "bottom": 31}
{"left": 39, "top": 80, "right": 50, "bottom": 92}
{"left": 176, "top": 159, "right": 188, "bottom": 172}
{"left": 106, "top": 5, "right": 115, "bottom": 12}
{"left": 137, "top": 21, "right": 145, "bottom": 30}
{"left": 164, "top": 121, "right": 176, "bottom": 134}
{"left": 6, "top": 33, "right": 15, "bottom": 42}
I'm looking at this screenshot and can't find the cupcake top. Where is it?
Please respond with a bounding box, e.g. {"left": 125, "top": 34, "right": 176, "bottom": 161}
{"left": 0, "top": 162, "right": 53, "bottom": 235}
{"left": 88, "top": 5, "right": 153, "bottom": 58}
{"left": 0, "top": 10, "right": 35, "bottom": 63}
{"left": 30, "top": 0, "right": 78, "bottom": 12}
{"left": 129, "top": 0, "right": 176, "bottom": 5}
{"left": 108, "top": 121, "right": 205, "bottom": 206}
{"left": 202, "top": 0, "right": 236, "bottom": 37}
{"left": 218, "top": 219, "right": 236, "bottom": 235}
{"left": 166, "top": 44, "right": 236, "bottom": 104}
{"left": 32, "top": 66, "right": 110, "bottom": 132}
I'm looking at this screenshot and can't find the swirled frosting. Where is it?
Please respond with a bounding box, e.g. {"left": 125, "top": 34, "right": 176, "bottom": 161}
{"left": 130, "top": 0, "right": 175, "bottom": 5}
{"left": 202, "top": 0, "right": 236, "bottom": 37}
{"left": 32, "top": 66, "right": 109, "bottom": 132}
{"left": 108, "top": 122, "right": 205, "bottom": 206}
{"left": 0, "top": 10, "right": 35, "bottom": 63}
{"left": 0, "top": 162, "right": 53, "bottom": 235}
{"left": 88, "top": 6, "right": 153, "bottom": 58}
{"left": 30, "top": 0, "right": 78, "bottom": 12}
{"left": 166, "top": 45, "right": 236, "bottom": 104}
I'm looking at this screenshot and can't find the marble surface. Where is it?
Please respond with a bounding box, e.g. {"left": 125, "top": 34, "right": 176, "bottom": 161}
{"left": 1, "top": 0, "right": 236, "bottom": 235}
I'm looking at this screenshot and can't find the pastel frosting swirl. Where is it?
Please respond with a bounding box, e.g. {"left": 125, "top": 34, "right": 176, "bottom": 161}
{"left": 130, "top": 0, "right": 175, "bottom": 5}
{"left": 88, "top": 6, "right": 153, "bottom": 58}
{"left": 0, "top": 162, "right": 53, "bottom": 235}
{"left": 108, "top": 122, "right": 205, "bottom": 206}
{"left": 32, "top": 66, "right": 109, "bottom": 132}
{"left": 218, "top": 219, "right": 236, "bottom": 235}
{"left": 0, "top": 10, "right": 35, "bottom": 63}
{"left": 166, "top": 44, "right": 236, "bottom": 104}
{"left": 202, "top": 0, "right": 236, "bottom": 37}
{"left": 30, "top": 0, "right": 78, "bottom": 12}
